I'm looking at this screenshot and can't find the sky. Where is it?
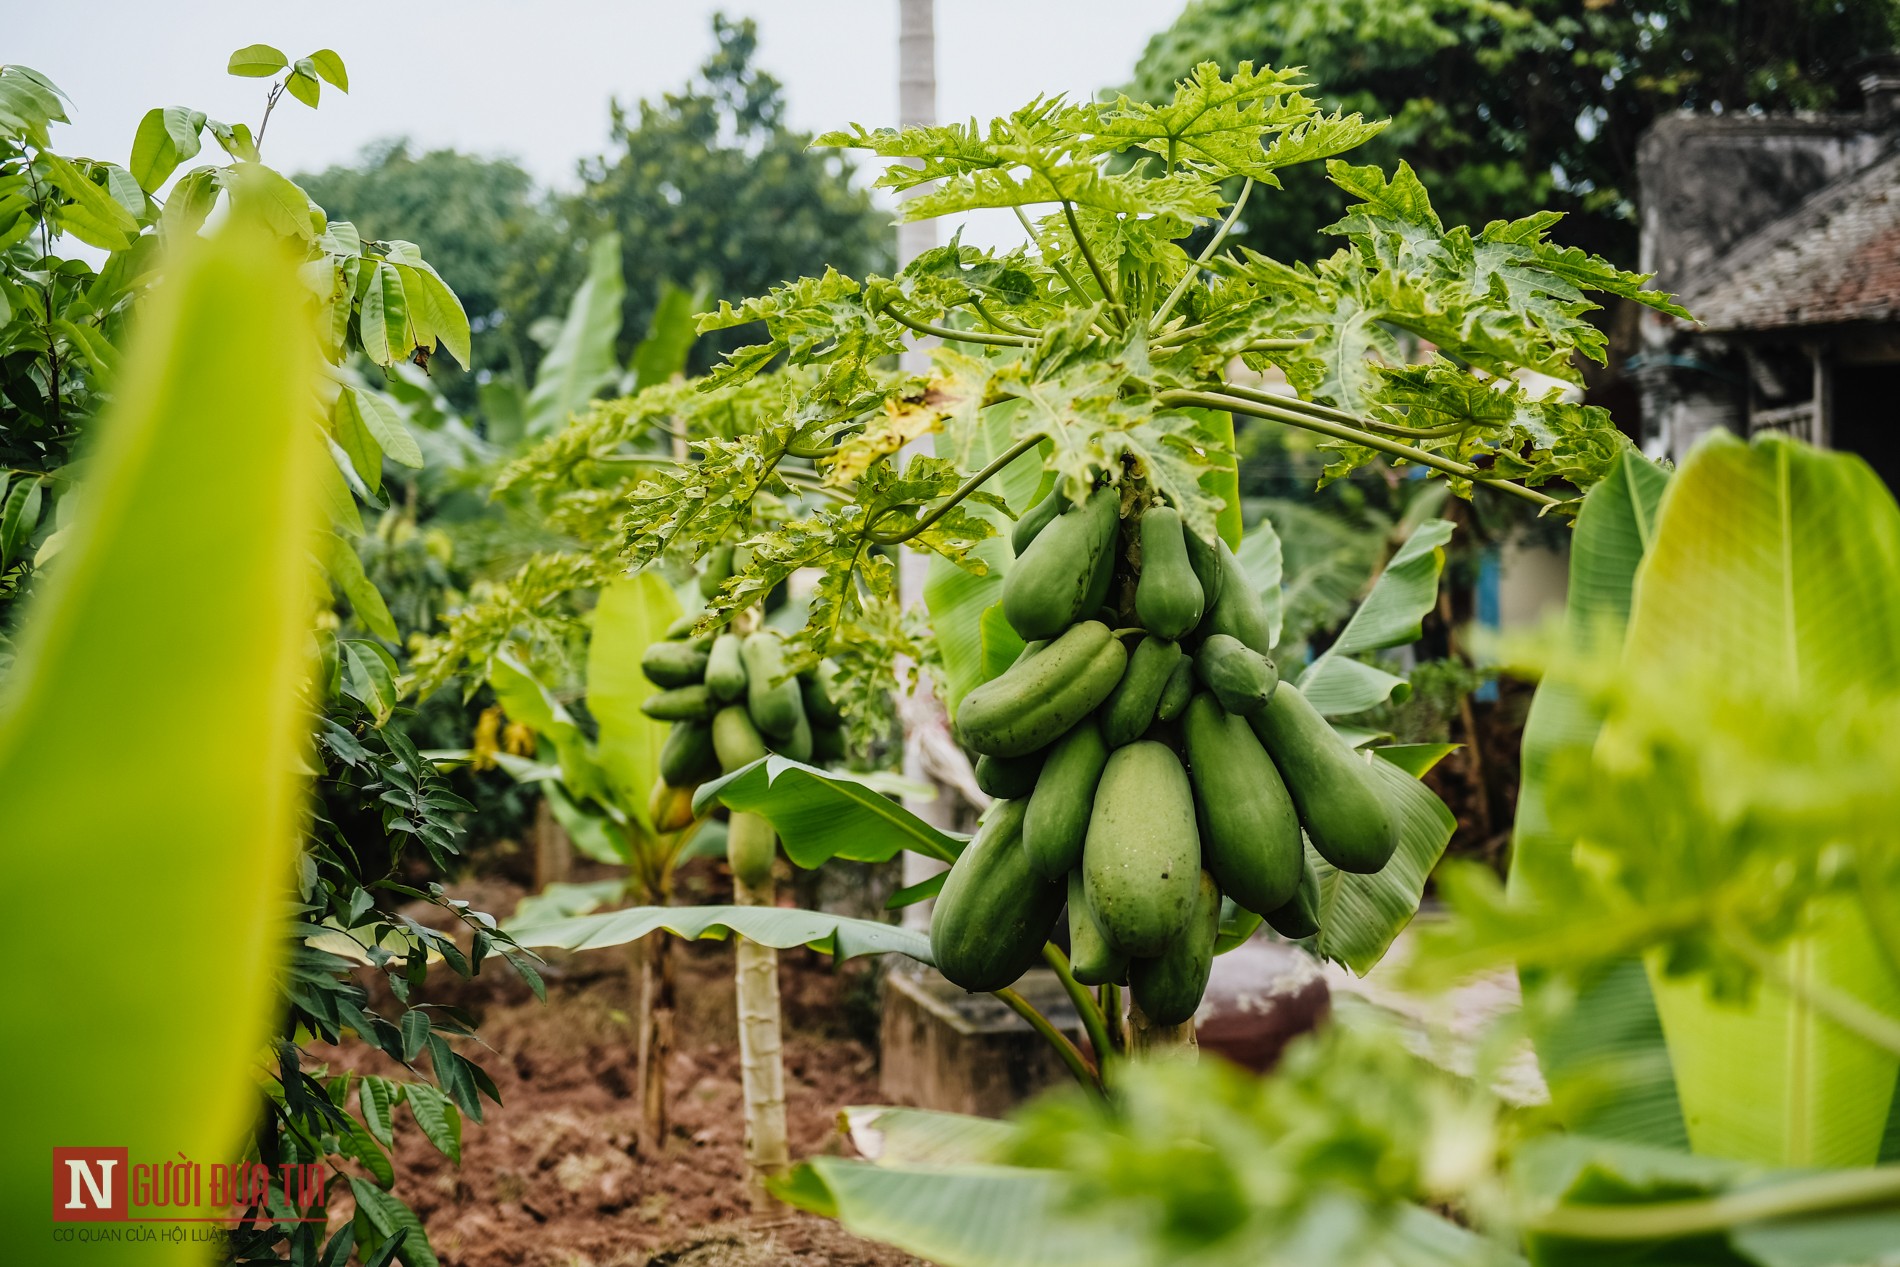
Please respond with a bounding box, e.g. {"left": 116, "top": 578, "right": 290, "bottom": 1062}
{"left": 13, "top": 1, "right": 1186, "bottom": 249}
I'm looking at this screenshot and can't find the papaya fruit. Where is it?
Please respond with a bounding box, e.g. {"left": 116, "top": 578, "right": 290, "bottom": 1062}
{"left": 659, "top": 718, "right": 718, "bottom": 785}
{"left": 1202, "top": 539, "right": 1274, "bottom": 655}
{"left": 1248, "top": 682, "right": 1398, "bottom": 873}
{"left": 706, "top": 633, "right": 747, "bottom": 701}
{"left": 1193, "top": 634, "right": 1278, "bottom": 717}
{"left": 1010, "top": 487, "right": 1066, "bottom": 554}
{"left": 1184, "top": 525, "right": 1223, "bottom": 608}
{"left": 699, "top": 544, "right": 734, "bottom": 599}
{"left": 643, "top": 685, "right": 714, "bottom": 722}
{"left": 728, "top": 810, "right": 776, "bottom": 887}
{"left": 1128, "top": 870, "right": 1220, "bottom": 1027}
{"left": 1182, "top": 693, "right": 1303, "bottom": 915}
{"left": 956, "top": 620, "right": 1126, "bottom": 757}
{"left": 649, "top": 777, "right": 697, "bottom": 832}
{"left": 1264, "top": 853, "right": 1322, "bottom": 939}
{"left": 810, "top": 723, "right": 848, "bottom": 767}
{"left": 1135, "top": 505, "right": 1204, "bottom": 639}
{"left": 930, "top": 798, "right": 1065, "bottom": 992}
{"left": 1155, "top": 655, "right": 1194, "bottom": 723}
{"left": 1022, "top": 717, "right": 1109, "bottom": 878}
{"left": 781, "top": 708, "right": 814, "bottom": 762}
{"left": 1002, "top": 486, "right": 1118, "bottom": 640}
{"left": 1067, "top": 870, "right": 1127, "bottom": 987}
{"left": 976, "top": 750, "right": 1045, "bottom": 800}
{"left": 1081, "top": 740, "right": 1201, "bottom": 957}
{"left": 800, "top": 660, "right": 844, "bottom": 727}
{"left": 1101, "top": 635, "right": 1183, "bottom": 747}
{"left": 741, "top": 632, "right": 805, "bottom": 740}
{"left": 712, "top": 704, "right": 768, "bottom": 771}
{"left": 642, "top": 639, "right": 709, "bottom": 689}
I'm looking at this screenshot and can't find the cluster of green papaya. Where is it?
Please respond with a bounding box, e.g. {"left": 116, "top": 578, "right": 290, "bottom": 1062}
{"left": 931, "top": 486, "right": 1401, "bottom": 1026}
{"left": 639, "top": 591, "right": 846, "bottom": 885}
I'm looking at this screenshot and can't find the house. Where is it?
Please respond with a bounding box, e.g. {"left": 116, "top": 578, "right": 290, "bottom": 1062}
{"left": 1634, "top": 56, "right": 1900, "bottom": 489}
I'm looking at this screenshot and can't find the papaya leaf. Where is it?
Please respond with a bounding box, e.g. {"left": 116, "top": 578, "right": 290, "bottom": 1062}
{"left": 510, "top": 904, "right": 931, "bottom": 964}
{"left": 693, "top": 755, "right": 966, "bottom": 867}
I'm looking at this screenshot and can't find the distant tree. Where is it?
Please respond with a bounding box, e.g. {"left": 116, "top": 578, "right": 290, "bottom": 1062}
{"left": 298, "top": 141, "right": 563, "bottom": 406}
{"left": 568, "top": 14, "right": 893, "bottom": 371}
{"left": 1128, "top": 0, "right": 1900, "bottom": 267}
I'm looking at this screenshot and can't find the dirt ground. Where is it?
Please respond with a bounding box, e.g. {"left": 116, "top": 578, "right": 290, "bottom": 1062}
{"left": 309, "top": 870, "right": 925, "bottom": 1267}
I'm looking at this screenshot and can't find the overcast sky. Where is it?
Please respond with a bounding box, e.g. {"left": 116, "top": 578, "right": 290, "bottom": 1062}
{"left": 13, "top": 1, "right": 1185, "bottom": 248}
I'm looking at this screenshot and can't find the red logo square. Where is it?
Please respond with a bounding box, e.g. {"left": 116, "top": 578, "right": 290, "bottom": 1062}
{"left": 52, "top": 1148, "right": 128, "bottom": 1222}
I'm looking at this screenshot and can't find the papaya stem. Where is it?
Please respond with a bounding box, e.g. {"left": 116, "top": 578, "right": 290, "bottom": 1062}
{"left": 885, "top": 303, "right": 1036, "bottom": 348}
{"left": 993, "top": 986, "right": 1103, "bottom": 1094}
{"left": 1043, "top": 943, "right": 1114, "bottom": 1080}
{"left": 1100, "top": 982, "right": 1124, "bottom": 1052}
{"left": 864, "top": 432, "right": 1046, "bottom": 545}
{"left": 1062, "top": 199, "right": 1128, "bottom": 329}
{"left": 1153, "top": 176, "right": 1253, "bottom": 329}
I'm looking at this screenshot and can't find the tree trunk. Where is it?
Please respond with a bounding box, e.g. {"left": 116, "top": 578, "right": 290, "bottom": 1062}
{"left": 532, "top": 794, "right": 571, "bottom": 890}
{"left": 734, "top": 853, "right": 788, "bottom": 1199}
{"left": 1125, "top": 994, "right": 1197, "bottom": 1059}
{"left": 633, "top": 929, "right": 675, "bottom": 1153}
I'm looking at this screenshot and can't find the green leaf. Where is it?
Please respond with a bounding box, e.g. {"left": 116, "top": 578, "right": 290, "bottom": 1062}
{"left": 342, "top": 384, "right": 424, "bottom": 469}
{"left": 394, "top": 262, "right": 471, "bottom": 369}
{"left": 487, "top": 654, "right": 608, "bottom": 806}
{"left": 41, "top": 152, "right": 138, "bottom": 250}
{"left": 977, "top": 602, "right": 1027, "bottom": 686}
{"left": 1629, "top": 433, "right": 1900, "bottom": 1168}
{"left": 508, "top": 879, "right": 623, "bottom": 931}
{"left": 511, "top": 903, "right": 932, "bottom": 964}
{"left": 841, "top": 1105, "right": 1018, "bottom": 1166}
{"left": 404, "top": 1081, "right": 462, "bottom": 1163}
{"left": 339, "top": 1113, "right": 394, "bottom": 1188}
{"left": 349, "top": 1177, "right": 436, "bottom": 1267}
{"left": 228, "top": 162, "right": 315, "bottom": 242}
{"left": 129, "top": 106, "right": 206, "bottom": 192}
{"left": 628, "top": 279, "right": 703, "bottom": 390}
{"left": 1298, "top": 517, "right": 1453, "bottom": 714}
{"left": 540, "top": 781, "right": 626, "bottom": 864}
{"left": 359, "top": 1076, "right": 396, "bottom": 1147}
{"left": 308, "top": 49, "right": 349, "bottom": 92}
{"left": 399, "top": 1008, "right": 429, "bottom": 1063}
{"left": 1313, "top": 751, "right": 1457, "bottom": 974}
{"left": 227, "top": 43, "right": 288, "bottom": 77}
{"left": 284, "top": 68, "right": 320, "bottom": 109}
{"left": 327, "top": 533, "right": 399, "bottom": 642}
{"left": 525, "top": 232, "right": 624, "bottom": 435}
{"left": 1235, "top": 511, "right": 1284, "bottom": 649}
{"left": 359, "top": 261, "right": 409, "bottom": 365}
{"left": 0, "top": 475, "right": 42, "bottom": 566}
{"left": 585, "top": 572, "right": 682, "bottom": 827}
{"left": 692, "top": 755, "right": 965, "bottom": 868}
{"left": 0, "top": 221, "right": 319, "bottom": 1244}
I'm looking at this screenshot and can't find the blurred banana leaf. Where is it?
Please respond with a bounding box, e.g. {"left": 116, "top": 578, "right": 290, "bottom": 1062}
{"left": 524, "top": 231, "right": 625, "bottom": 438}
{"left": 510, "top": 903, "right": 931, "bottom": 963}
{"left": 1298, "top": 518, "right": 1455, "bottom": 715}
{"left": 693, "top": 755, "right": 964, "bottom": 867}
{"left": 586, "top": 571, "right": 681, "bottom": 831}
{"left": 0, "top": 222, "right": 319, "bottom": 1260}
{"left": 1313, "top": 748, "right": 1460, "bottom": 974}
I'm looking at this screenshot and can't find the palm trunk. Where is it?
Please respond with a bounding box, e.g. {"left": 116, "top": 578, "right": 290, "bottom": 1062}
{"left": 733, "top": 850, "right": 788, "bottom": 1197}
{"left": 1125, "top": 994, "right": 1197, "bottom": 1059}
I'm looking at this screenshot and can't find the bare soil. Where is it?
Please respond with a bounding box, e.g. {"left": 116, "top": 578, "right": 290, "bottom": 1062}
{"left": 308, "top": 870, "right": 924, "bottom": 1267}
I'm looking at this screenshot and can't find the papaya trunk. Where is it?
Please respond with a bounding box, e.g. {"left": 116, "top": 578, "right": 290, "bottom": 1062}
{"left": 1125, "top": 994, "right": 1196, "bottom": 1059}
{"left": 734, "top": 852, "right": 789, "bottom": 1198}
{"left": 633, "top": 922, "right": 675, "bottom": 1153}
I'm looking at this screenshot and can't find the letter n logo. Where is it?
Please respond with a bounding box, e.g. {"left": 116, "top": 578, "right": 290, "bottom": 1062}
{"left": 52, "top": 1148, "right": 128, "bottom": 1222}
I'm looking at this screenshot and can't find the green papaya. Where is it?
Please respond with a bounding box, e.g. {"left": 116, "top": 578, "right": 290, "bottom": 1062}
{"left": 643, "top": 685, "right": 713, "bottom": 721}
{"left": 728, "top": 810, "right": 776, "bottom": 887}
{"left": 1184, "top": 525, "right": 1223, "bottom": 608}
{"left": 1248, "top": 682, "right": 1397, "bottom": 873}
{"left": 956, "top": 620, "right": 1126, "bottom": 757}
{"left": 706, "top": 633, "right": 747, "bottom": 701}
{"left": 1101, "top": 635, "right": 1183, "bottom": 747}
{"left": 930, "top": 799, "right": 1065, "bottom": 992}
{"left": 1155, "top": 655, "right": 1195, "bottom": 722}
{"left": 699, "top": 544, "right": 734, "bottom": 599}
{"left": 976, "top": 750, "right": 1045, "bottom": 800}
{"left": 659, "top": 718, "right": 718, "bottom": 785}
{"left": 1082, "top": 740, "right": 1201, "bottom": 957}
{"left": 800, "top": 660, "right": 844, "bottom": 727}
{"left": 1264, "top": 853, "right": 1322, "bottom": 939}
{"left": 650, "top": 777, "right": 697, "bottom": 832}
{"left": 1182, "top": 693, "right": 1302, "bottom": 915}
{"left": 741, "top": 631, "right": 805, "bottom": 740}
{"left": 781, "top": 708, "right": 814, "bottom": 762}
{"left": 810, "top": 723, "right": 848, "bottom": 767}
{"left": 1023, "top": 717, "right": 1109, "bottom": 878}
{"left": 1010, "top": 488, "right": 1066, "bottom": 554}
{"left": 712, "top": 704, "right": 768, "bottom": 771}
{"left": 1002, "top": 486, "right": 1118, "bottom": 640}
{"left": 1202, "top": 539, "right": 1273, "bottom": 655}
{"left": 1128, "top": 870, "right": 1220, "bottom": 1027}
{"left": 1135, "top": 505, "right": 1204, "bottom": 639}
{"left": 1194, "top": 634, "right": 1278, "bottom": 717}
{"left": 1067, "top": 870, "right": 1127, "bottom": 987}
{"left": 643, "top": 639, "right": 710, "bottom": 689}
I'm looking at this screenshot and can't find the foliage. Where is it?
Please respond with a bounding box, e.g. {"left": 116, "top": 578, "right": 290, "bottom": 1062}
{"left": 1127, "top": 0, "right": 1900, "bottom": 265}
{"left": 0, "top": 219, "right": 319, "bottom": 1266}
{"left": 560, "top": 15, "right": 891, "bottom": 377}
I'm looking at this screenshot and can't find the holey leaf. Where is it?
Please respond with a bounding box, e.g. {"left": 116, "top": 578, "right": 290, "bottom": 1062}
{"left": 0, "top": 220, "right": 319, "bottom": 1260}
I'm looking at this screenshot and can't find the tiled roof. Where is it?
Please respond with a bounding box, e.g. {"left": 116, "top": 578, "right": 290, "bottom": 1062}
{"left": 1681, "top": 144, "right": 1900, "bottom": 331}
